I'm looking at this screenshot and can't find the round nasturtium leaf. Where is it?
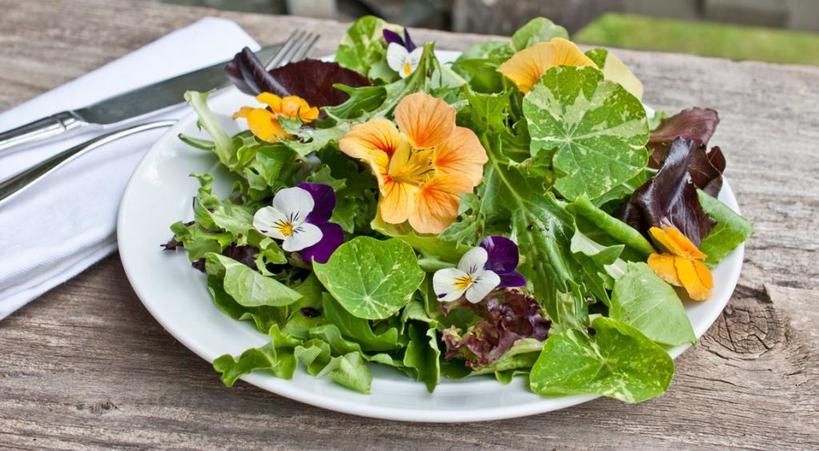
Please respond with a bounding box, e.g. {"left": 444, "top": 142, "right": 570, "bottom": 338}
{"left": 313, "top": 236, "right": 425, "bottom": 320}
{"left": 523, "top": 66, "right": 649, "bottom": 202}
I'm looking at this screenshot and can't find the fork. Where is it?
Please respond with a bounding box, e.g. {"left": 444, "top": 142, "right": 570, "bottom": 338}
{"left": 0, "top": 30, "right": 318, "bottom": 207}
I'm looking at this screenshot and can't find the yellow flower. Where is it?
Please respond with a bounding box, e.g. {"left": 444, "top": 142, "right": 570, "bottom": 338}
{"left": 647, "top": 225, "right": 713, "bottom": 301}
{"left": 339, "top": 92, "right": 488, "bottom": 234}
{"left": 498, "top": 37, "right": 595, "bottom": 93}
{"left": 498, "top": 37, "right": 643, "bottom": 100}
{"left": 233, "top": 92, "right": 319, "bottom": 143}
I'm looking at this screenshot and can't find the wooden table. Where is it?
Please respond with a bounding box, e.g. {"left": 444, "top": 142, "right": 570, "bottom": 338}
{"left": 1, "top": 0, "right": 817, "bottom": 448}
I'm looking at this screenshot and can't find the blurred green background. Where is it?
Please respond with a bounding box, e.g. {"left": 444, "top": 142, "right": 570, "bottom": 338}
{"left": 154, "top": 0, "right": 819, "bottom": 66}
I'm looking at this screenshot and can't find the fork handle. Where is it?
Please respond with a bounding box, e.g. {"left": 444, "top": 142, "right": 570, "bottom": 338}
{"left": 0, "top": 120, "right": 176, "bottom": 207}
{"left": 0, "top": 111, "right": 89, "bottom": 153}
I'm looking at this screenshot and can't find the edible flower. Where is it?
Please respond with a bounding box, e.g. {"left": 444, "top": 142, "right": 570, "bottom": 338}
{"left": 252, "top": 182, "right": 343, "bottom": 263}
{"left": 497, "top": 37, "right": 595, "bottom": 93}
{"left": 384, "top": 27, "right": 422, "bottom": 78}
{"left": 233, "top": 92, "right": 319, "bottom": 143}
{"left": 647, "top": 224, "right": 713, "bottom": 301}
{"left": 339, "top": 92, "right": 487, "bottom": 234}
{"left": 433, "top": 236, "right": 526, "bottom": 304}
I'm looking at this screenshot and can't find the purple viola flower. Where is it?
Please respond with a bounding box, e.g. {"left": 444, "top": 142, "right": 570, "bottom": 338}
{"left": 382, "top": 27, "right": 416, "bottom": 52}
{"left": 432, "top": 235, "right": 526, "bottom": 304}
{"left": 480, "top": 236, "right": 526, "bottom": 288}
{"left": 251, "top": 182, "right": 344, "bottom": 264}
{"left": 384, "top": 27, "right": 422, "bottom": 78}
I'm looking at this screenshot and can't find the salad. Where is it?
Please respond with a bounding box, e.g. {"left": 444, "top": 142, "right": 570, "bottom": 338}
{"left": 164, "top": 16, "right": 752, "bottom": 403}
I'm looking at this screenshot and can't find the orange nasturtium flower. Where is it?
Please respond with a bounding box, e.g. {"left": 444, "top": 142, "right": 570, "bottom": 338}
{"left": 497, "top": 37, "right": 595, "bottom": 93}
{"left": 647, "top": 225, "right": 714, "bottom": 301}
{"left": 339, "top": 92, "right": 488, "bottom": 234}
{"left": 233, "top": 92, "right": 319, "bottom": 143}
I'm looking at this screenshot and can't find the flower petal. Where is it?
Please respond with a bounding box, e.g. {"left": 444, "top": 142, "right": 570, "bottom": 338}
{"left": 465, "top": 270, "right": 501, "bottom": 303}
{"left": 408, "top": 176, "right": 462, "bottom": 234}
{"left": 339, "top": 118, "right": 402, "bottom": 162}
{"left": 383, "top": 28, "right": 404, "bottom": 47}
{"left": 272, "top": 186, "right": 315, "bottom": 225}
{"left": 433, "top": 267, "right": 470, "bottom": 303}
{"left": 458, "top": 247, "right": 489, "bottom": 275}
{"left": 301, "top": 222, "right": 344, "bottom": 263}
{"left": 395, "top": 92, "right": 455, "bottom": 149}
{"left": 252, "top": 206, "right": 290, "bottom": 240}
{"left": 403, "top": 28, "right": 417, "bottom": 52}
{"left": 480, "top": 235, "right": 519, "bottom": 274}
{"left": 256, "top": 92, "right": 283, "bottom": 111}
{"left": 233, "top": 107, "right": 287, "bottom": 143}
{"left": 280, "top": 95, "right": 320, "bottom": 123}
{"left": 379, "top": 179, "right": 418, "bottom": 225}
{"left": 649, "top": 225, "right": 707, "bottom": 260}
{"left": 674, "top": 258, "right": 711, "bottom": 301}
{"left": 647, "top": 253, "right": 682, "bottom": 286}
{"left": 499, "top": 271, "right": 526, "bottom": 288}
{"left": 387, "top": 42, "right": 409, "bottom": 74}
{"left": 297, "top": 182, "right": 335, "bottom": 224}
{"left": 498, "top": 37, "right": 595, "bottom": 93}
{"left": 433, "top": 126, "right": 488, "bottom": 187}
{"left": 283, "top": 221, "right": 323, "bottom": 252}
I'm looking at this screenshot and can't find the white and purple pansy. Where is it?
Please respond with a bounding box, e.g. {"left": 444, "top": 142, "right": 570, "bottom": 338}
{"left": 383, "top": 27, "right": 422, "bottom": 78}
{"left": 433, "top": 236, "right": 527, "bottom": 304}
{"left": 252, "top": 182, "right": 344, "bottom": 264}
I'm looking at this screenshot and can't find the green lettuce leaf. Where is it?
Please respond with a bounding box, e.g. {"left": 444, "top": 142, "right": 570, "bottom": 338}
{"left": 335, "top": 16, "right": 396, "bottom": 82}
{"left": 511, "top": 17, "right": 569, "bottom": 51}
{"left": 317, "top": 351, "right": 373, "bottom": 393}
{"left": 698, "top": 190, "right": 753, "bottom": 266}
{"left": 529, "top": 317, "right": 674, "bottom": 403}
{"left": 213, "top": 325, "right": 299, "bottom": 386}
{"left": 313, "top": 237, "right": 425, "bottom": 320}
{"left": 183, "top": 90, "right": 236, "bottom": 167}
{"left": 523, "top": 66, "right": 649, "bottom": 201}
{"left": 470, "top": 338, "right": 543, "bottom": 382}
{"left": 321, "top": 293, "right": 400, "bottom": 352}
{"left": 610, "top": 262, "right": 696, "bottom": 346}
{"left": 403, "top": 323, "right": 441, "bottom": 392}
{"left": 205, "top": 253, "right": 302, "bottom": 307}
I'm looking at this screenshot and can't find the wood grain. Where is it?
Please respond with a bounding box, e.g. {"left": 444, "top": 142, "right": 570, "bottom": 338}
{"left": 1, "top": 0, "right": 817, "bottom": 449}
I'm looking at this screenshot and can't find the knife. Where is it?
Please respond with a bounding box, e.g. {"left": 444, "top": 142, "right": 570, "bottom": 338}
{"left": 0, "top": 44, "right": 282, "bottom": 153}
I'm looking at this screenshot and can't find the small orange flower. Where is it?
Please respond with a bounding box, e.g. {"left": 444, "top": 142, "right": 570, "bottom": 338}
{"left": 339, "top": 92, "right": 488, "bottom": 234}
{"left": 233, "top": 92, "right": 319, "bottom": 143}
{"left": 498, "top": 37, "right": 595, "bottom": 93}
{"left": 647, "top": 225, "right": 713, "bottom": 301}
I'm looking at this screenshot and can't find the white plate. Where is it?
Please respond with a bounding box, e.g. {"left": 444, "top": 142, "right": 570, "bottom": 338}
{"left": 117, "top": 51, "right": 744, "bottom": 422}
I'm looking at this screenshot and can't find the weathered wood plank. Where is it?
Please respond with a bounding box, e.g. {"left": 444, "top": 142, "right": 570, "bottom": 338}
{"left": 0, "top": 0, "right": 817, "bottom": 449}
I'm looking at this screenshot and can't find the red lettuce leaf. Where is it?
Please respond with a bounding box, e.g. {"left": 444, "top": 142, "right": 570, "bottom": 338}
{"left": 621, "top": 138, "right": 716, "bottom": 245}
{"left": 649, "top": 107, "right": 720, "bottom": 168}
{"left": 225, "top": 47, "right": 370, "bottom": 108}
{"left": 441, "top": 290, "right": 550, "bottom": 368}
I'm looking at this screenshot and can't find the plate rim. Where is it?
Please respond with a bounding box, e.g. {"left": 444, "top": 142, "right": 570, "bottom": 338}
{"left": 117, "top": 50, "right": 744, "bottom": 422}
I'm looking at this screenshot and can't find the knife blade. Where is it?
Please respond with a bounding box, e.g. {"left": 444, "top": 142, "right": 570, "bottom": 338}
{"left": 0, "top": 44, "right": 282, "bottom": 152}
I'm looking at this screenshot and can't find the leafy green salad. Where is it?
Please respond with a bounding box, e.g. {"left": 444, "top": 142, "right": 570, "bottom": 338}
{"left": 165, "top": 16, "right": 752, "bottom": 403}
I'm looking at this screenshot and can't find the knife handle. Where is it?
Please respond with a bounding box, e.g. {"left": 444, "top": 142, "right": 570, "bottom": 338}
{"left": 0, "top": 111, "right": 88, "bottom": 153}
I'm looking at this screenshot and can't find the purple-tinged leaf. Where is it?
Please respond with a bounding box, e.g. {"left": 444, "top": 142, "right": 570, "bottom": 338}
{"left": 621, "top": 138, "right": 716, "bottom": 245}
{"left": 649, "top": 107, "right": 720, "bottom": 168}
{"left": 225, "top": 48, "right": 371, "bottom": 108}
{"left": 442, "top": 289, "right": 549, "bottom": 368}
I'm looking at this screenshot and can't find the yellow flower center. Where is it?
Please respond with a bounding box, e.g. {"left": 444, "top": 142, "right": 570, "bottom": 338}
{"left": 274, "top": 220, "right": 294, "bottom": 237}
{"left": 453, "top": 274, "right": 474, "bottom": 291}
{"left": 402, "top": 62, "right": 412, "bottom": 76}
{"left": 386, "top": 140, "right": 435, "bottom": 186}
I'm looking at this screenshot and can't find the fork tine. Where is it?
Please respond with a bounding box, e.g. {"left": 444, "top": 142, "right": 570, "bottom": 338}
{"left": 289, "top": 32, "right": 319, "bottom": 63}
{"left": 265, "top": 30, "right": 311, "bottom": 70}
{"left": 264, "top": 30, "right": 303, "bottom": 69}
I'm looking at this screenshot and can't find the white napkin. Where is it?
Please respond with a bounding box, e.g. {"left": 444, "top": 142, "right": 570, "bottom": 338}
{"left": 0, "top": 18, "right": 259, "bottom": 319}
